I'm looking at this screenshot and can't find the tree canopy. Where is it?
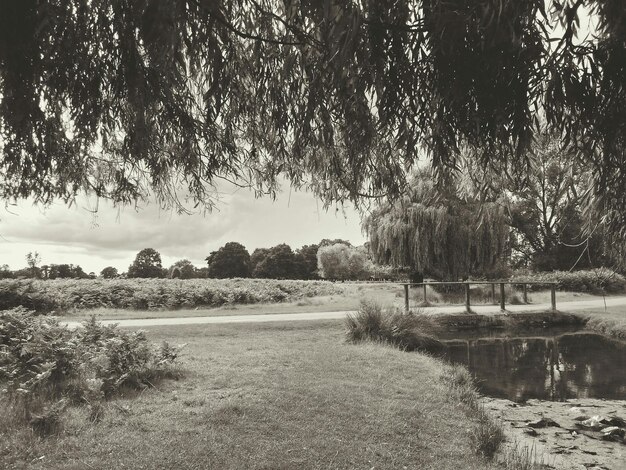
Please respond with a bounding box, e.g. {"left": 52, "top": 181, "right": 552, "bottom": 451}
{"left": 206, "top": 242, "right": 251, "bottom": 278}
{"left": 100, "top": 266, "right": 119, "bottom": 279}
{"left": 502, "top": 133, "right": 610, "bottom": 270}
{"left": 169, "top": 259, "right": 197, "bottom": 279}
{"left": 252, "top": 243, "right": 299, "bottom": 279}
{"left": 317, "top": 243, "right": 370, "bottom": 280}
{"left": 127, "top": 248, "right": 164, "bottom": 278}
{"left": 363, "top": 170, "right": 509, "bottom": 280}
{"left": 1, "top": 1, "right": 626, "bottom": 236}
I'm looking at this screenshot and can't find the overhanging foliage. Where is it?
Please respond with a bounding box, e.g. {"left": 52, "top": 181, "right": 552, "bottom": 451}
{"left": 1, "top": 1, "right": 625, "bottom": 235}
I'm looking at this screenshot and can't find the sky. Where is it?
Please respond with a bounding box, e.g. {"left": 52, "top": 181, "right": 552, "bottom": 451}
{"left": 0, "top": 184, "right": 365, "bottom": 274}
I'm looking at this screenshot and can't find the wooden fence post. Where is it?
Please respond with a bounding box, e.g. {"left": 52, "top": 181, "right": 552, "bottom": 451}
{"left": 465, "top": 283, "right": 471, "bottom": 313}
{"left": 551, "top": 284, "right": 557, "bottom": 311}
{"left": 500, "top": 283, "right": 506, "bottom": 310}
{"left": 522, "top": 284, "right": 528, "bottom": 304}
{"left": 404, "top": 284, "right": 409, "bottom": 312}
{"left": 423, "top": 283, "right": 427, "bottom": 303}
{"left": 491, "top": 283, "right": 496, "bottom": 304}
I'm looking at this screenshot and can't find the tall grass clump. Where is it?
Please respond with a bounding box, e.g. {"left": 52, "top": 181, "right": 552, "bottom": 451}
{"left": 471, "top": 409, "right": 506, "bottom": 459}
{"left": 501, "top": 442, "right": 545, "bottom": 470}
{"left": 0, "top": 308, "right": 183, "bottom": 437}
{"left": 345, "top": 301, "right": 443, "bottom": 352}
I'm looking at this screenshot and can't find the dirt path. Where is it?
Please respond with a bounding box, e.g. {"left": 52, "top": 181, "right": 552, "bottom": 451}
{"left": 63, "top": 296, "right": 626, "bottom": 329}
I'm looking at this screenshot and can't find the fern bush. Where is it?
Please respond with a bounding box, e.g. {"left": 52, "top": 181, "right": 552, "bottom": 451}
{"left": 0, "top": 278, "right": 344, "bottom": 313}
{"left": 346, "top": 301, "right": 443, "bottom": 352}
{"left": 0, "top": 308, "right": 183, "bottom": 435}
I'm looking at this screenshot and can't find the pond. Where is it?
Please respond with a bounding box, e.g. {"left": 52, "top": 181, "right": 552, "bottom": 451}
{"left": 440, "top": 328, "right": 626, "bottom": 402}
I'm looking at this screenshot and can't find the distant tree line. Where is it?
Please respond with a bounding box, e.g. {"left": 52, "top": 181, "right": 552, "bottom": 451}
{"left": 123, "top": 239, "right": 401, "bottom": 281}
{"left": 1, "top": 240, "right": 407, "bottom": 282}
{"left": 0, "top": 252, "right": 97, "bottom": 280}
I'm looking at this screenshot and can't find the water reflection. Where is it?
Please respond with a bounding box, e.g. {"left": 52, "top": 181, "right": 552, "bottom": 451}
{"left": 442, "top": 332, "right": 626, "bottom": 402}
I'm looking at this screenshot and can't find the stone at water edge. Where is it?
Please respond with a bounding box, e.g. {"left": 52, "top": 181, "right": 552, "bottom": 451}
{"left": 523, "top": 427, "right": 539, "bottom": 436}
{"left": 577, "top": 416, "right": 606, "bottom": 431}
{"left": 600, "top": 416, "right": 626, "bottom": 427}
{"left": 527, "top": 417, "right": 560, "bottom": 428}
{"left": 577, "top": 415, "right": 626, "bottom": 432}
{"left": 600, "top": 426, "right": 625, "bottom": 442}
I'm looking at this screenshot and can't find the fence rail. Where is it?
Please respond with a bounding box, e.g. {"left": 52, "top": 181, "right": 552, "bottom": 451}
{"left": 400, "top": 281, "right": 558, "bottom": 313}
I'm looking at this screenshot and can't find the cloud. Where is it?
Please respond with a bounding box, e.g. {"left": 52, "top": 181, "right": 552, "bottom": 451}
{"left": 0, "top": 183, "right": 365, "bottom": 272}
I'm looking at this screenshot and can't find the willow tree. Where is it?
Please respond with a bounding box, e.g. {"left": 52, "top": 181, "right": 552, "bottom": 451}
{"left": 363, "top": 171, "right": 509, "bottom": 280}
{"left": 1, "top": 1, "right": 626, "bottom": 240}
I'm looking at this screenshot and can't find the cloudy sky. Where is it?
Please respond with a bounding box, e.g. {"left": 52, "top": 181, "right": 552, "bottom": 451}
{"left": 0, "top": 183, "right": 365, "bottom": 274}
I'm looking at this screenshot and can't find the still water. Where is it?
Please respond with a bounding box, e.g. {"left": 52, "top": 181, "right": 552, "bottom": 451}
{"left": 441, "top": 330, "right": 626, "bottom": 402}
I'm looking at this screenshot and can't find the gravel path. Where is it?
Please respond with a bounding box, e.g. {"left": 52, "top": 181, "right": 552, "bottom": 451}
{"left": 63, "top": 296, "right": 626, "bottom": 329}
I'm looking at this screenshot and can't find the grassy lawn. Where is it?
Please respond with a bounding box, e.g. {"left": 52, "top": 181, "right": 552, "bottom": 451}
{"left": 574, "top": 304, "right": 626, "bottom": 339}
{"left": 56, "top": 281, "right": 612, "bottom": 323}
{"left": 1, "top": 320, "right": 501, "bottom": 470}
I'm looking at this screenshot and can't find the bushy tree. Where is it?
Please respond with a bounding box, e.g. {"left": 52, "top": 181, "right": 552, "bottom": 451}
{"left": 169, "top": 259, "right": 196, "bottom": 279}
{"left": 206, "top": 242, "right": 250, "bottom": 278}
{"left": 0, "top": 264, "right": 13, "bottom": 279}
{"left": 100, "top": 266, "right": 119, "bottom": 279}
{"left": 4, "top": 1, "right": 626, "bottom": 246}
{"left": 317, "top": 244, "right": 370, "bottom": 281}
{"left": 319, "top": 239, "right": 351, "bottom": 248}
{"left": 252, "top": 244, "right": 298, "bottom": 279}
{"left": 25, "top": 252, "right": 41, "bottom": 279}
{"left": 363, "top": 170, "right": 509, "bottom": 281}
{"left": 194, "top": 267, "right": 209, "bottom": 279}
{"left": 503, "top": 134, "right": 609, "bottom": 270}
{"left": 127, "top": 248, "right": 164, "bottom": 278}
{"left": 47, "top": 264, "right": 89, "bottom": 279}
{"left": 250, "top": 248, "right": 270, "bottom": 275}
{"left": 294, "top": 244, "right": 320, "bottom": 280}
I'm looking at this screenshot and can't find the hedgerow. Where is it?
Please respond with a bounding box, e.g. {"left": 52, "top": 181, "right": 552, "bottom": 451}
{"left": 510, "top": 268, "right": 626, "bottom": 294}
{"left": 0, "top": 278, "right": 344, "bottom": 314}
{"left": 0, "top": 308, "right": 183, "bottom": 436}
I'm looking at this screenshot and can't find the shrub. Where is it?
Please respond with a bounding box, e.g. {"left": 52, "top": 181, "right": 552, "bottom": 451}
{"left": 0, "top": 278, "right": 345, "bottom": 314}
{"left": 0, "top": 308, "right": 183, "bottom": 435}
{"left": 511, "top": 268, "right": 626, "bottom": 294}
{"left": 345, "top": 301, "right": 443, "bottom": 352}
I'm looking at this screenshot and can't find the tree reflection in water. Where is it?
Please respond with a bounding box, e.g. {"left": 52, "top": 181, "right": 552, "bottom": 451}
{"left": 443, "top": 333, "right": 626, "bottom": 402}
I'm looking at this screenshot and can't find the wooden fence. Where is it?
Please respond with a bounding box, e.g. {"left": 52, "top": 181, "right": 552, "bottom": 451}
{"left": 401, "top": 281, "right": 558, "bottom": 313}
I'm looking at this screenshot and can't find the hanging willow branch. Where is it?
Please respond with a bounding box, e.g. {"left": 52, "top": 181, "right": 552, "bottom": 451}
{"left": 0, "top": 0, "right": 625, "bottom": 240}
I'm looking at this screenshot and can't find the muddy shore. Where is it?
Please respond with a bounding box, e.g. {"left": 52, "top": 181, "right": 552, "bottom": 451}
{"left": 485, "top": 397, "right": 626, "bottom": 469}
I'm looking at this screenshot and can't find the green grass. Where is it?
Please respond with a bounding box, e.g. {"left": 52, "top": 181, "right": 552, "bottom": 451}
{"left": 56, "top": 282, "right": 620, "bottom": 324}
{"left": 574, "top": 305, "right": 626, "bottom": 339}
{"left": 1, "top": 320, "right": 502, "bottom": 470}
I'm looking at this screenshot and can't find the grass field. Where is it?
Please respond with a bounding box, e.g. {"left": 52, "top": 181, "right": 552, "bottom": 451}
{"left": 573, "top": 304, "right": 626, "bottom": 339}
{"left": 1, "top": 320, "right": 502, "bottom": 470}
{"left": 56, "top": 281, "right": 611, "bottom": 323}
